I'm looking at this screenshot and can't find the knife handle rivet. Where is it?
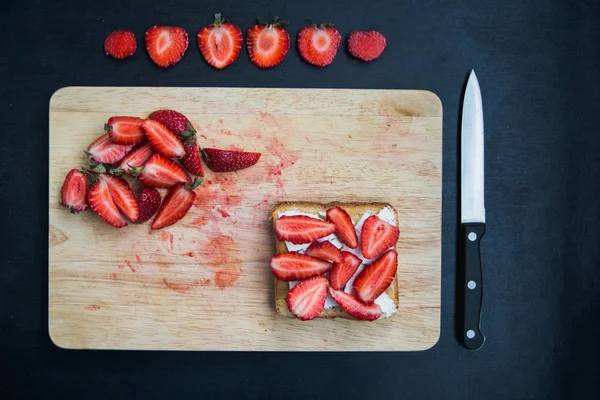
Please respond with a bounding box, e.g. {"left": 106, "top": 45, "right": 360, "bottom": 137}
{"left": 466, "top": 330, "right": 475, "bottom": 339}
{"left": 468, "top": 232, "right": 477, "bottom": 241}
{"left": 467, "top": 280, "right": 476, "bottom": 290}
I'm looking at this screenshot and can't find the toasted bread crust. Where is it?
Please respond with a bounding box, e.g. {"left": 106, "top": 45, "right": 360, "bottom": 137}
{"left": 272, "top": 202, "right": 399, "bottom": 319}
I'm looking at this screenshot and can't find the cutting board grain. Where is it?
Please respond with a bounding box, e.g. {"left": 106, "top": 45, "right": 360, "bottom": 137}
{"left": 49, "top": 87, "right": 442, "bottom": 351}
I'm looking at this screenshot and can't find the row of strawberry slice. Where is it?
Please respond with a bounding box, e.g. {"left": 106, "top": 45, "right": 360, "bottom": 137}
{"left": 105, "top": 14, "right": 386, "bottom": 69}
{"left": 60, "top": 109, "right": 261, "bottom": 229}
{"left": 270, "top": 207, "right": 400, "bottom": 321}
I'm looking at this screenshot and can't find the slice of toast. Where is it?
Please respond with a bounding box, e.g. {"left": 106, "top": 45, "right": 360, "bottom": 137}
{"left": 271, "top": 201, "right": 399, "bottom": 320}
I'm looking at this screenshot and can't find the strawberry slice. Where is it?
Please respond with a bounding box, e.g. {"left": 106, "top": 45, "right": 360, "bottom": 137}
{"left": 88, "top": 179, "right": 127, "bottom": 228}
{"left": 151, "top": 178, "right": 202, "bottom": 230}
{"left": 326, "top": 206, "right": 358, "bottom": 249}
{"left": 360, "top": 215, "right": 400, "bottom": 259}
{"left": 347, "top": 30, "right": 387, "bottom": 62}
{"left": 274, "top": 215, "right": 336, "bottom": 244}
{"left": 270, "top": 252, "right": 332, "bottom": 281}
{"left": 197, "top": 13, "right": 242, "bottom": 69}
{"left": 287, "top": 276, "right": 329, "bottom": 321}
{"left": 105, "top": 116, "right": 145, "bottom": 145}
{"left": 104, "top": 30, "right": 137, "bottom": 59}
{"left": 305, "top": 241, "right": 343, "bottom": 263}
{"left": 202, "top": 148, "right": 261, "bottom": 172}
{"left": 116, "top": 142, "right": 154, "bottom": 175}
{"left": 100, "top": 174, "right": 139, "bottom": 222}
{"left": 131, "top": 153, "right": 192, "bottom": 188}
{"left": 142, "top": 119, "right": 185, "bottom": 158}
{"left": 59, "top": 169, "right": 89, "bottom": 213}
{"left": 145, "top": 26, "right": 188, "bottom": 68}
{"left": 182, "top": 140, "right": 204, "bottom": 176}
{"left": 328, "top": 287, "right": 382, "bottom": 321}
{"left": 297, "top": 23, "right": 341, "bottom": 67}
{"left": 137, "top": 187, "right": 162, "bottom": 224}
{"left": 329, "top": 251, "right": 362, "bottom": 290}
{"left": 87, "top": 134, "right": 133, "bottom": 164}
{"left": 352, "top": 249, "right": 398, "bottom": 304}
{"left": 246, "top": 17, "right": 290, "bottom": 68}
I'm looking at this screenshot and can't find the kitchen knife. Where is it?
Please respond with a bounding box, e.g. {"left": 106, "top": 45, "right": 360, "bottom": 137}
{"left": 460, "top": 70, "right": 486, "bottom": 350}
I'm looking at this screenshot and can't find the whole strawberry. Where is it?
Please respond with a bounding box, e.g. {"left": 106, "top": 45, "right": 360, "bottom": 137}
{"left": 297, "top": 23, "right": 341, "bottom": 67}
{"left": 148, "top": 109, "right": 195, "bottom": 136}
{"left": 137, "top": 187, "right": 162, "bottom": 223}
{"left": 202, "top": 148, "right": 261, "bottom": 172}
{"left": 104, "top": 30, "right": 137, "bottom": 59}
{"left": 148, "top": 109, "right": 204, "bottom": 176}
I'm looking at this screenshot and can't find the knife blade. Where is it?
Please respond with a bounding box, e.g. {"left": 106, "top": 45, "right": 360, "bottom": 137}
{"left": 460, "top": 70, "right": 486, "bottom": 350}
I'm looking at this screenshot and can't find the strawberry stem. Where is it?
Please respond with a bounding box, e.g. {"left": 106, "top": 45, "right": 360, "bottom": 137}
{"left": 200, "top": 147, "right": 210, "bottom": 162}
{"left": 213, "top": 12, "right": 226, "bottom": 26}
{"left": 188, "top": 177, "right": 204, "bottom": 190}
{"left": 104, "top": 123, "right": 110, "bottom": 133}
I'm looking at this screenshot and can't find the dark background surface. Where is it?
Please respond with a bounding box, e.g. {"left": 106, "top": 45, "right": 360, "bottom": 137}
{"left": 1, "top": 0, "right": 599, "bottom": 398}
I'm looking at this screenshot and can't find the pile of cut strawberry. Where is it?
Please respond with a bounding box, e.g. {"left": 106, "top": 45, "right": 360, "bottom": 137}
{"left": 59, "top": 110, "right": 261, "bottom": 229}
{"left": 270, "top": 207, "right": 400, "bottom": 321}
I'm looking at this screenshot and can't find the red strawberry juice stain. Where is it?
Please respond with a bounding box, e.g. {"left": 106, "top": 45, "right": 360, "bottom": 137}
{"left": 217, "top": 209, "right": 230, "bottom": 218}
{"left": 198, "top": 235, "right": 242, "bottom": 289}
{"left": 162, "top": 278, "right": 198, "bottom": 294}
{"left": 200, "top": 134, "right": 208, "bottom": 140}
{"left": 182, "top": 251, "right": 195, "bottom": 257}
{"left": 135, "top": 255, "right": 143, "bottom": 268}
{"left": 85, "top": 305, "right": 101, "bottom": 311}
{"left": 109, "top": 272, "right": 117, "bottom": 280}
{"left": 124, "top": 260, "right": 135, "bottom": 272}
{"left": 117, "top": 265, "right": 125, "bottom": 270}
{"left": 187, "top": 214, "right": 209, "bottom": 228}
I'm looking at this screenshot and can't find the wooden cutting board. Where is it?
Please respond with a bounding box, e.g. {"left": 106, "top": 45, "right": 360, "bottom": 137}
{"left": 49, "top": 87, "right": 442, "bottom": 351}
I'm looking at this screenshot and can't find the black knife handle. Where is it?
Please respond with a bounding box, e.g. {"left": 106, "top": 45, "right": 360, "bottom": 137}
{"left": 460, "top": 222, "right": 486, "bottom": 350}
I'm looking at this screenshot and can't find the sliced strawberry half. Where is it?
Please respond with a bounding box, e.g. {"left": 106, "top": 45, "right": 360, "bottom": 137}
{"left": 328, "top": 287, "right": 382, "bottom": 321}
{"left": 100, "top": 174, "right": 139, "bottom": 222}
{"left": 197, "top": 13, "right": 242, "bottom": 69}
{"left": 246, "top": 17, "right": 290, "bottom": 68}
{"left": 88, "top": 179, "right": 127, "bottom": 228}
{"left": 352, "top": 249, "right": 398, "bottom": 304}
{"left": 297, "top": 23, "right": 341, "bottom": 67}
{"left": 151, "top": 178, "right": 202, "bottom": 230}
{"left": 147, "top": 109, "right": 195, "bottom": 137}
{"left": 87, "top": 134, "right": 133, "bottom": 164}
{"left": 182, "top": 140, "right": 204, "bottom": 176}
{"left": 131, "top": 153, "right": 192, "bottom": 188}
{"left": 142, "top": 119, "right": 185, "bottom": 158}
{"left": 59, "top": 169, "right": 89, "bottom": 213}
{"left": 360, "top": 215, "right": 400, "bottom": 259}
{"left": 202, "top": 148, "right": 261, "bottom": 172}
{"left": 105, "top": 116, "right": 145, "bottom": 145}
{"left": 137, "top": 187, "right": 162, "bottom": 224}
{"left": 274, "top": 215, "right": 336, "bottom": 244}
{"left": 329, "top": 251, "right": 362, "bottom": 290}
{"left": 145, "top": 26, "right": 188, "bottom": 68}
{"left": 326, "top": 206, "right": 358, "bottom": 249}
{"left": 305, "top": 241, "right": 343, "bottom": 263}
{"left": 116, "top": 142, "right": 154, "bottom": 175}
{"left": 270, "top": 252, "right": 332, "bottom": 281}
{"left": 287, "top": 276, "right": 329, "bottom": 321}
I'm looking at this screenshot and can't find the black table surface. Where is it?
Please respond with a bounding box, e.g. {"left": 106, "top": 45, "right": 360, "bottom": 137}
{"left": 2, "top": 0, "right": 599, "bottom": 398}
